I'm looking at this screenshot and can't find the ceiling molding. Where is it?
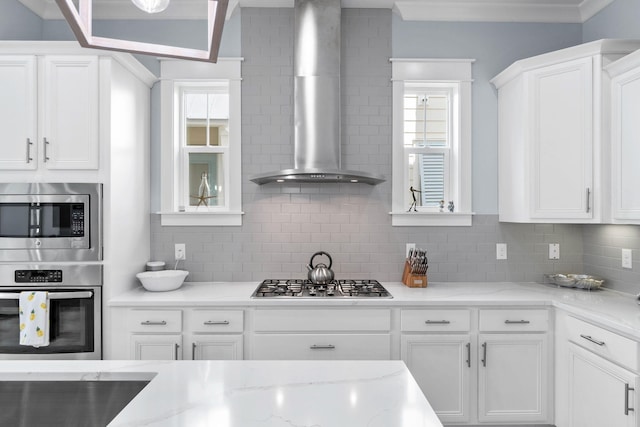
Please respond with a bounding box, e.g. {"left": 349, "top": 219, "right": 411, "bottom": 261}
{"left": 19, "top": 0, "right": 612, "bottom": 23}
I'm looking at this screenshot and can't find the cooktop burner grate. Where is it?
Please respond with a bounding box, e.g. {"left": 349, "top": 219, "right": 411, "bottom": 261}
{"left": 251, "top": 279, "right": 392, "bottom": 298}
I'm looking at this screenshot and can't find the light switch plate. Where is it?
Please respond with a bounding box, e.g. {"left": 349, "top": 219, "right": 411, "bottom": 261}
{"left": 622, "top": 249, "right": 633, "bottom": 269}
{"left": 496, "top": 243, "right": 507, "bottom": 260}
{"left": 549, "top": 243, "right": 560, "bottom": 260}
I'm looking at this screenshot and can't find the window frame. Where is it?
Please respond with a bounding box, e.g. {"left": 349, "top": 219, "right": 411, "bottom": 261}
{"left": 390, "top": 58, "right": 474, "bottom": 226}
{"left": 159, "top": 58, "right": 243, "bottom": 226}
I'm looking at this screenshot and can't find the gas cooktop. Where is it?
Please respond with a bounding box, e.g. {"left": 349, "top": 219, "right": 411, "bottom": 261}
{"left": 251, "top": 279, "right": 392, "bottom": 298}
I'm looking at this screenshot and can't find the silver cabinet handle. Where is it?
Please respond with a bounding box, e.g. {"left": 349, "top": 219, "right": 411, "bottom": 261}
{"left": 466, "top": 342, "right": 471, "bottom": 368}
{"left": 204, "top": 320, "right": 230, "bottom": 325}
{"left": 505, "top": 320, "right": 531, "bottom": 324}
{"left": 43, "top": 138, "right": 50, "bottom": 162}
{"left": 26, "top": 138, "right": 33, "bottom": 163}
{"left": 580, "top": 334, "right": 605, "bottom": 346}
{"left": 586, "top": 188, "right": 591, "bottom": 213}
{"left": 425, "top": 320, "right": 451, "bottom": 324}
{"left": 175, "top": 343, "right": 180, "bottom": 360}
{"left": 140, "top": 320, "right": 167, "bottom": 326}
{"left": 310, "top": 344, "right": 335, "bottom": 350}
{"left": 192, "top": 342, "right": 196, "bottom": 360}
{"left": 626, "top": 383, "right": 635, "bottom": 415}
{"left": 481, "top": 342, "right": 487, "bottom": 367}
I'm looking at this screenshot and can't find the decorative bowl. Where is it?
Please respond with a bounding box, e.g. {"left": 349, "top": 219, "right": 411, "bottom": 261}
{"left": 544, "top": 273, "right": 604, "bottom": 290}
{"left": 136, "top": 270, "right": 188, "bottom": 292}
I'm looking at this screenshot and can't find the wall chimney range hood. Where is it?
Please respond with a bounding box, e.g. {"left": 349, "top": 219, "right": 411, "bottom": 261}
{"left": 250, "top": 0, "right": 385, "bottom": 185}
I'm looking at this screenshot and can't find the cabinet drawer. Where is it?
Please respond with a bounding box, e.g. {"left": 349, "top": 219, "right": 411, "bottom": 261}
{"left": 566, "top": 316, "right": 640, "bottom": 371}
{"left": 479, "top": 309, "right": 548, "bottom": 332}
{"left": 127, "top": 309, "right": 182, "bottom": 333}
{"left": 254, "top": 309, "right": 390, "bottom": 332}
{"left": 252, "top": 334, "right": 391, "bottom": 360}
{"left": 186, "top": 310, "right": 244, "bottom": 333}
{"left": 401, "top": 309, "right": 471, "bottom": 332}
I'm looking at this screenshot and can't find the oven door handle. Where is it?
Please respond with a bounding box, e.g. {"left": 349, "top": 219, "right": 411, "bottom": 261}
{"left": 0, "top": 291, "right": 93, "bottom": 300}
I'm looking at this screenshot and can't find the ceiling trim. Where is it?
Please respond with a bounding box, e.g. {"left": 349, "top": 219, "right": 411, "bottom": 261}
{"left": 19, "top": 0, "right": 613, "bottom": 23}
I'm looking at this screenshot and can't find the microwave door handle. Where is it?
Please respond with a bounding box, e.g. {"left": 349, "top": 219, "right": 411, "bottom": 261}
{"left": 0, "top": 291, "right": 93, "bottom": 300}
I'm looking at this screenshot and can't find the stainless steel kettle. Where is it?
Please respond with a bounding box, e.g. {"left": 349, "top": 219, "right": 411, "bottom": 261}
{"left": 306, "top": 251, "right": 334, "bottom": 284}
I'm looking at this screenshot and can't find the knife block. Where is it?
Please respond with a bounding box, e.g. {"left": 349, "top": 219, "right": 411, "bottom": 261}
{"left": 402, "top": 261, "right": 428, "bottom": 288}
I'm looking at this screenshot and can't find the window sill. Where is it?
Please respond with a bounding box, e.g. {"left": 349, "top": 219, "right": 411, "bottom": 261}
{"left": 159, "top": 211, "right": 244, "bottom": 226}
{"left": 389, "top": 211, "right": 474, "bottom": 226}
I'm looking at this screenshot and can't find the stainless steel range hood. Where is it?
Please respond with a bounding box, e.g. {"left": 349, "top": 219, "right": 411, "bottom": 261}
{"left": 250, "top": 0, "right": 385, "bottom": 185}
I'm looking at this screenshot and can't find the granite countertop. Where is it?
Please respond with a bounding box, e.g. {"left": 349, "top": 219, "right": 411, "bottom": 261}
{"left": 110, "top": 281, "right": 640, "bottom": 340}
{"left": 0, "top": 359, "right": 441, "bottom": 427}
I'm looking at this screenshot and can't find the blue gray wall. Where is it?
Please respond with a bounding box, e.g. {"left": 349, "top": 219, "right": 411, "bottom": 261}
{"left": 0, "top": 1, "right": 42, "bottom": 40}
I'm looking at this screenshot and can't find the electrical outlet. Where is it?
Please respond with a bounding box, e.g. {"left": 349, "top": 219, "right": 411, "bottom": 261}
{"left": 496, "top": 243, "right": 507, "bottom": 260}
{"left": 406, "top": 243, "right": 416, "bottom": 258}
{"left": 622, "top": 249, "right": 633, "bottom": 269}
{"left": 174, "top": 243, "right": 186, "bottom": 261}
{"left": 549, "top": 243, "right": 560, "bottom": 260}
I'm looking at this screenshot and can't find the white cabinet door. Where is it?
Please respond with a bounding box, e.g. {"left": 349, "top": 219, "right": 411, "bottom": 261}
{"left": 478, "top": 333, "right": 549, "bottom": 423}
{"left": 568, "top": 343, "right": 639, "bottom": 427}
{"left": 401, "top": 334, "right": 472, "bottom": 424}
{"left": 40, "top": 56, "right": 99, "bottom": 170}
{"left": 611, "top": 63, "right": 640, "bottom": 223}
{"left": 0, "top": 56, "right": 37, "bottom": 170}
{"left": 187, "top": 334, "right": 243, "bottom": 360}
{"left": 130, "top": 334, "right": 182, "bottom": 360}
{"left": 528, "top": 57, "right": 594, "bottom": 219}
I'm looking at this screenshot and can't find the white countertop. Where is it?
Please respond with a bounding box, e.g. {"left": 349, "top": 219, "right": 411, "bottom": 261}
{"left": 110, "top": 281, "right": 640, "bottom": 340}
{"left": 0, "top": 359, "right": 441, "bottom": 427}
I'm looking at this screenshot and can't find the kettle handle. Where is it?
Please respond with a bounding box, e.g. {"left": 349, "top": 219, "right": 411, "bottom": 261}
{"left": 309, "top": 251, "right": 332, "bottom": 270}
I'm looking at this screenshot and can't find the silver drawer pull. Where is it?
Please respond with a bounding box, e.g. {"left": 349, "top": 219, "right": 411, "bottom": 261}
{"left": 425, "top": 320, "right": 451, "bottom": 324}
{"left": 310, "top": 344, "right": 335, "bottom": 350}
{"left": 140, "top": 320, "right": 167, "bottom": 326}
{"left": 26, "top": 138, "right": 33, "bottom": 163}
{"left": 204, "top": 320, "right": 230, "bottom": 325}
{"left": 626, "top": 383, "right": 635, "bottom": 415}
{"left": 505, "top": 320, "right": 531, "bottom": 324}
{"left": 580, "top": 334, "right": 605, "bottom": 346}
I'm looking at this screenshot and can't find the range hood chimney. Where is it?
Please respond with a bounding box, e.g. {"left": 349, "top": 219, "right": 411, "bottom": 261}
{"left": 250, "top": 0, "right": 385, "bottom": 185}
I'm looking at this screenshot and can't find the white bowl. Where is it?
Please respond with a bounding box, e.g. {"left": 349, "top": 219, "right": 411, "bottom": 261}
{"left": 136, "top": 270, "right": 188, "bottom": 292}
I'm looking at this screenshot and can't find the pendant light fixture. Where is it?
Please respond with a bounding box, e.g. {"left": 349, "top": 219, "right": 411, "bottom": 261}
{"left": 131, "top": 0, "right": 170, "bottom": 14}
{"left": 54, "top": 0, "right": 229, "bottom": 62}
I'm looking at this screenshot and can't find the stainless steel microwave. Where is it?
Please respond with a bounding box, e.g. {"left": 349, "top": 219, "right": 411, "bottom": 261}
{"left": 0, "top": 183, "right": 102, "bottom": 262}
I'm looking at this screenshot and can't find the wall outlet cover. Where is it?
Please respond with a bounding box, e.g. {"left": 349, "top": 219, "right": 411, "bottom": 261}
{"left": 496, "top": 243, "right": 507, "bottom": 260}
{"left": 622, "top": 249, "right": 633, "bottom": 269}
{"left": 549, "top": 243, "right": 560, "bottom": 260}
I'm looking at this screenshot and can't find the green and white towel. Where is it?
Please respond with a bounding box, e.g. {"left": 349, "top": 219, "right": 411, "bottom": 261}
{"left": 19, "top": 291, "right": 49, "bottom": 347}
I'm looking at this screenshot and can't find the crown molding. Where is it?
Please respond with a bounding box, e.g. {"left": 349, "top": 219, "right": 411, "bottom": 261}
{"left": 19, "top": 0, "right": 613, "bottom": 23}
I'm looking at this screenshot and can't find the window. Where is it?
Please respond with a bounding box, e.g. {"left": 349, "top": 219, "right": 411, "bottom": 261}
{"left": 391, "top": 59, "right": 474, "bottom": 226}
{"left": 160, "top": 59, "right": 243, "bottom": 226}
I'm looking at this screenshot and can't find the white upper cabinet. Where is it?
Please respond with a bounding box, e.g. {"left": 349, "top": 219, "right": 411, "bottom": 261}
{"left": 492, "top": 39, "right": 640, "bottom": 223}
{"left": 41, "top": 56, "right": 99, "bottom": 170}
{"left": 607, "top": 49, "right": 640, "bottom": 224}
{"left": 0, "top": 56, "right": 37, "bottom": 170}
{"left": 0, "top": 54, "right": 99, "bottom": 171}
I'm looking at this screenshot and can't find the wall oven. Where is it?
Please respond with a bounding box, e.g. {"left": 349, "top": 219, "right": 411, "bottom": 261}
{"left": 0, "top": 183, "right": 102, "bottom": 262}
{"left": 0, "top": 264, "right": 101, "bottom": 360}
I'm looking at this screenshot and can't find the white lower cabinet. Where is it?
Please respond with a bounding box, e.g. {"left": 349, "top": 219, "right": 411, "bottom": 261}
{"left": 401, "top": 334, "right": 472, "bottom": 424}
{"left": 568, "top": 343, "right": 638, "bottom": 427}
{"left": 131, "top": 334, "right": 182, "bottom": 360}
{"left": 401, "top": 308, "right": 551, "bottom": 425}
{"left": 121, "top": 308, "right": 244, "bottom": 361}
{"left": 251, "top": 308, "right": 391, "bottom": 360}
{"left": 478, "top": 333, "right": 549, "bottom": 423}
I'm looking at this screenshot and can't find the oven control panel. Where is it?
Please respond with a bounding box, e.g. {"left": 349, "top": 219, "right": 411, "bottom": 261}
{"left": 15, "top": 270, "right": 63, "bottom": 283}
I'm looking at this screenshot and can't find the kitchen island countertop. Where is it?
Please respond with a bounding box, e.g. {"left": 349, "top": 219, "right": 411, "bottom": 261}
{"left": 0, "top": 359, "right": 441, "bottom": 427}
{"left": 110, "top": 281, "right": 640, "bottom": 340}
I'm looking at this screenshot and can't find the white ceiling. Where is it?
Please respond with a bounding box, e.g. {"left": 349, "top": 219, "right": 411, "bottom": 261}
{"left": 18, "top": 0, "right": 614, "bottom": 23}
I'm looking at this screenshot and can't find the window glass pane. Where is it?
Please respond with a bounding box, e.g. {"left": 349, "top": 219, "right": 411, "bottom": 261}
{"left": 188, "top": 153, "right": 225, "bottom": 207}
{"left": 185, "top": 93, "right": 229, "bottom": 147}
{"left": 403, "top": 93, "right": 449, "bottom": 148}
{"left": 407, "top": 153, "right": 445, "bottom": 208}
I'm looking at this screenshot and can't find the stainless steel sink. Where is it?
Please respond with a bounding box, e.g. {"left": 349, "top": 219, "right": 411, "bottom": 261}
{"left": 0, "top": 379, "right": 150, "bottom": 426}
